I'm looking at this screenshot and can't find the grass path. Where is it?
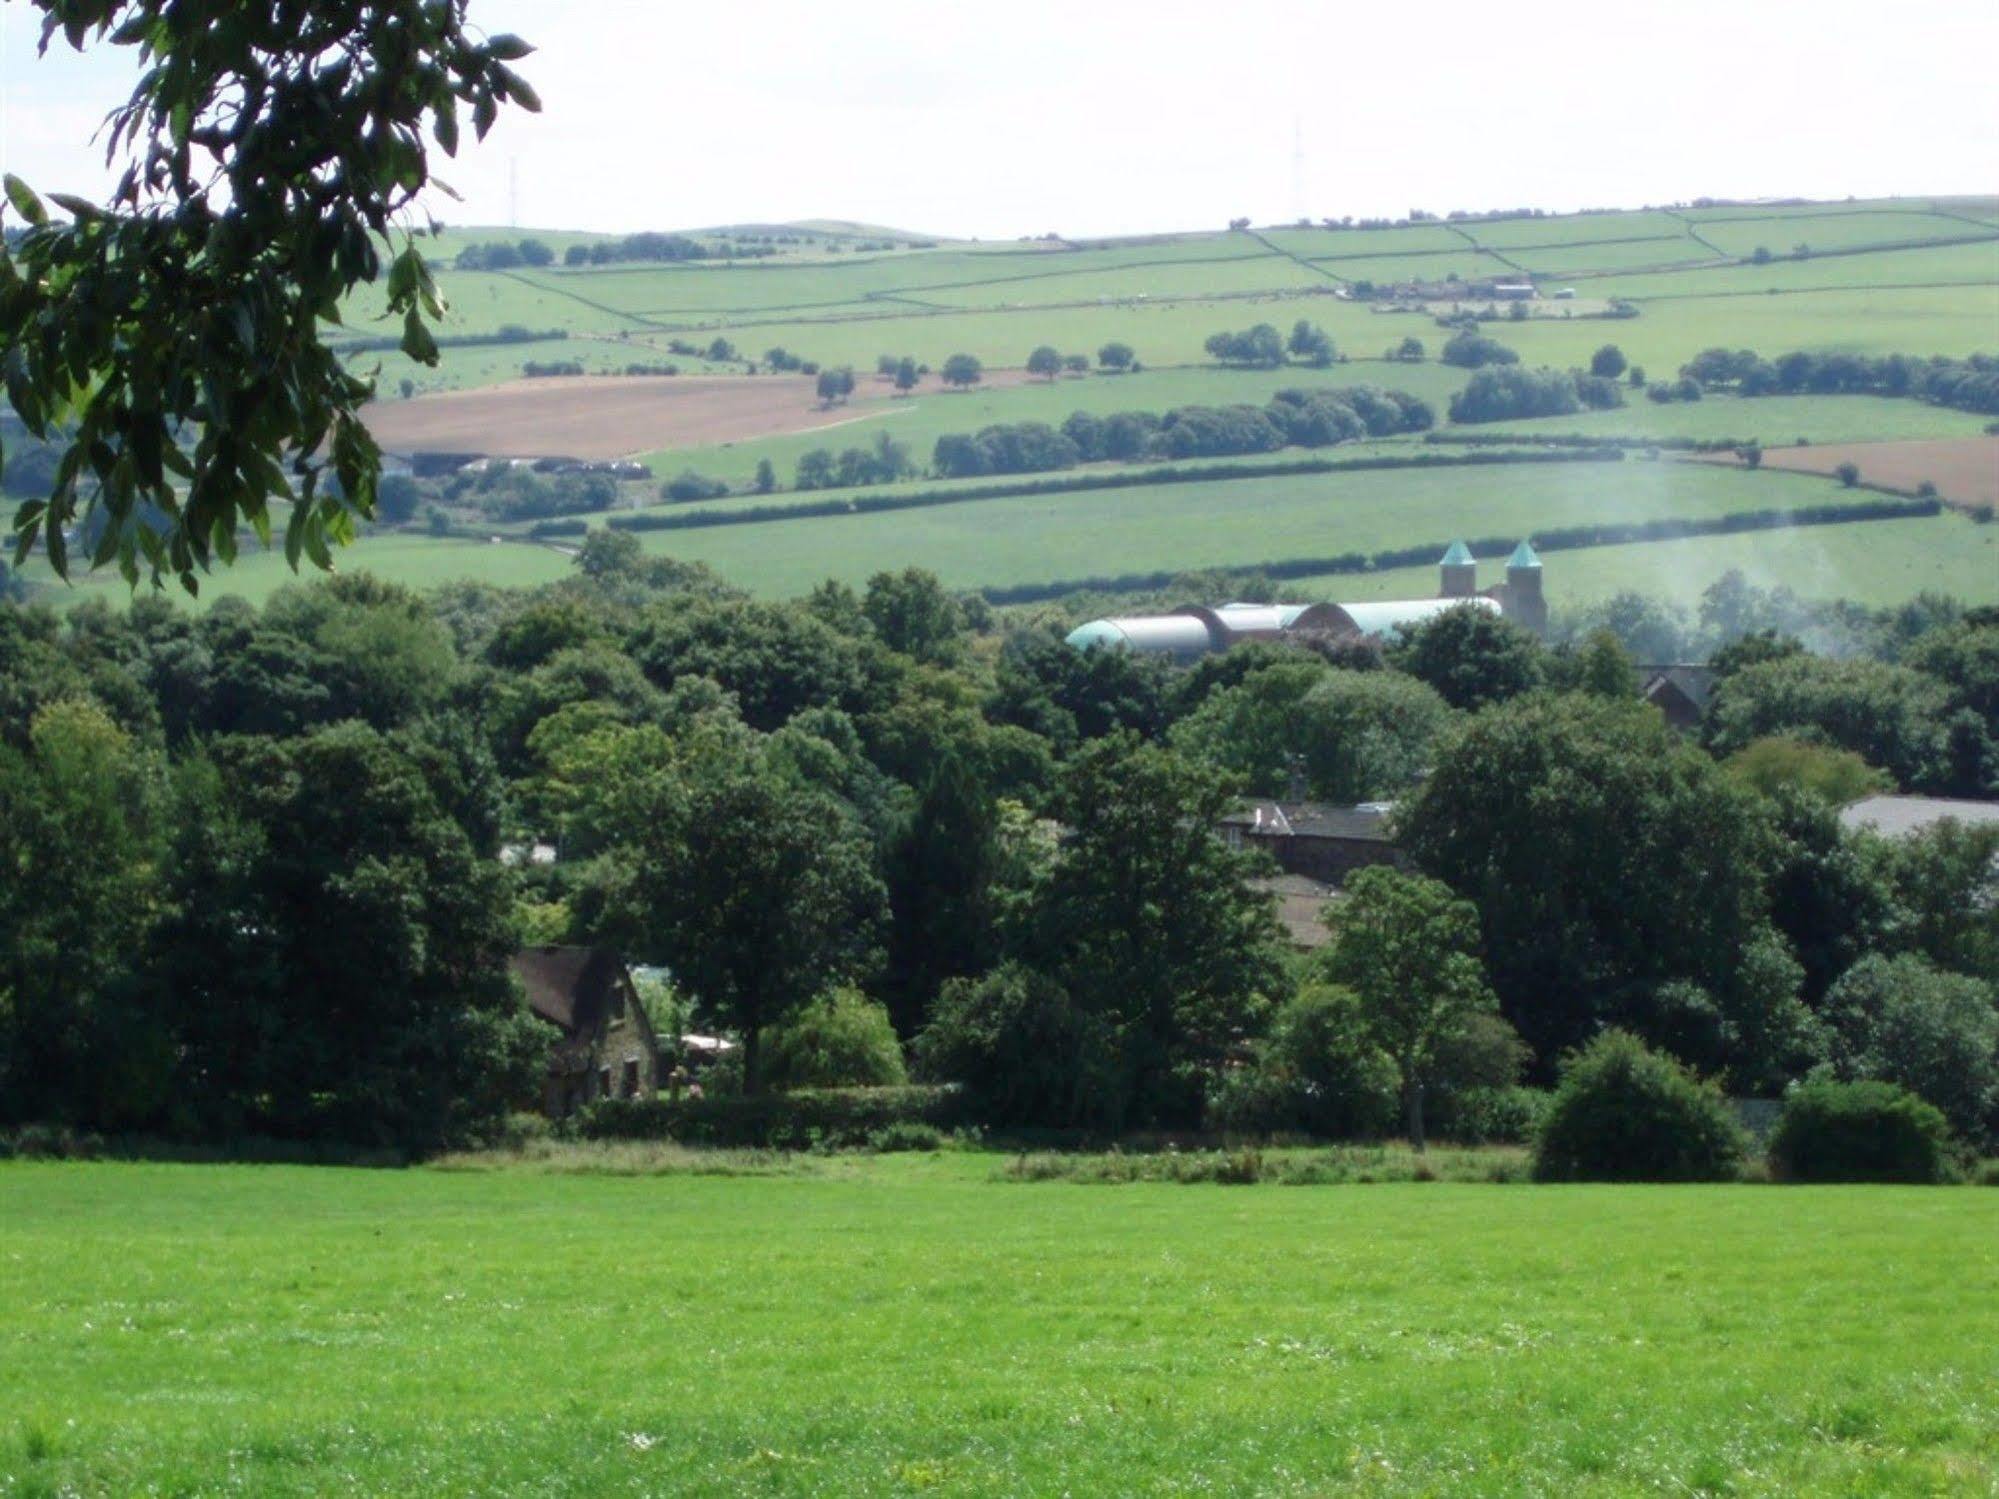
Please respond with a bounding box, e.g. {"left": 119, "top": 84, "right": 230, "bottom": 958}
{"left": 1, "top": 1159, "right": 1994, "bottom": 1496}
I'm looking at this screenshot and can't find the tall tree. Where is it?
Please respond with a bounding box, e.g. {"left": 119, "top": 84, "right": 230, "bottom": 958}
{"left": 603, "top": 742, "right": 886, "bottom": 1094}
{"left": 1320, "top": 866, "right": 1496, "bottom": 1151}
{"left": 1026, "top": 345, "right": 1062, "bottom": 381}
{"left": 1025, "top": 736, "right": 1285, "bottom": 1125}
{"left": 1401, "top": 694, "right": 1779, "bottom": 1068}
{"left": 2, "top": 3, "right": 539, "bottom": 589}
{"left": 881, "top": 755, "right": 1000, "bottom": 1036}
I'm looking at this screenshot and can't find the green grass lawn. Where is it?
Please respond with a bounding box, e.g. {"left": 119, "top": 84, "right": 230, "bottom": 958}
{"left": 1300, "top": 509, "right": 1999, "bottom": 612}
{"left": 2, "top": 1159, "right": 1994, "bottom": 1496}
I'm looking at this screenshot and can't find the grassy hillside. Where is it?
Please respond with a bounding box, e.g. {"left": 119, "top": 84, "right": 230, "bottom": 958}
{"left": 3, "top": 1158, "right": 1994, "bottom": 1496}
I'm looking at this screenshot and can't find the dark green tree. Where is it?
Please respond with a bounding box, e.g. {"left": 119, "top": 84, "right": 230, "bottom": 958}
{"left": 602, "top": 744, "right": 887, "bottom": 1094}
{"left": 1024, "top": 736, "right": 1286, "bottom": 1125}
{"left": 881, "top": 755, "right": 1000, "bottom": 1036}
{"left": 1388, "top": 603, "right": 1542, "bottom": 711}
{"left": 1401, "top": 694, "right": 1779, "bottom": 1067}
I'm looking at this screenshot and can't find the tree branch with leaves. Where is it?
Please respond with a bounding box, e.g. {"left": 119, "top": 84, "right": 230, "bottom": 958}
{"left": 0, "top": 1, "right": 537, "bottom": 591}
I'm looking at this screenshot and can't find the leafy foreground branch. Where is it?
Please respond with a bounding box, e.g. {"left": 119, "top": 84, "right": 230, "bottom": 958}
{"left": 0, "top": 1, "right": 537, "bottom": 590}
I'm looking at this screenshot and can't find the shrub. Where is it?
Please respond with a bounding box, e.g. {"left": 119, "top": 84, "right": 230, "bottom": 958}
{"left": 662, "top": 470, "right": 729, "bottom": 503}
{"left": 914, "top": 963, "right": 1116, "bottom": 1129}
{"left": 1533, "top": 1030, "right": 1746, "bottom": 1181}
{"left": 1205, "top": 984, "right": 1399, "bottom": 1139}
{"left": 763, "top": 988, "right": 908, "bottom": 1091}
{"left": 1433, "top": 1086, "right": 1549, "bottom": 1145}
{"left": 867, "top": 1120, "right": 945, "bottom": 1153}
{"left": 1821, "top": 953, "right": 1999, "bottom": 1144}
{"left": 1768, "top": 1080, "right": 1955, "bottom": 1183}
{"left": 578, "top": 1086, "right": 954, "bottom": 1149}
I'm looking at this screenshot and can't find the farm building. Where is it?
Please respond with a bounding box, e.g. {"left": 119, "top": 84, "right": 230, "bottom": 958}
{"left": 1837, "top": 795, "right": 1999, "bottom": 840}
{"left": 1219, "top": 800, "right": 1407, "bottom": 888}
{"left": 1065, "top": 540, "right": 1545, "bottom": 659}
{"left": 510, "top": 946, "right": 664, "bottom": 1118}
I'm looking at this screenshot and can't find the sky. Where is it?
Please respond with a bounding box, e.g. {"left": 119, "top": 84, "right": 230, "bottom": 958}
{"left": 3, "top": 0, "right": 1995, "bottom": 241}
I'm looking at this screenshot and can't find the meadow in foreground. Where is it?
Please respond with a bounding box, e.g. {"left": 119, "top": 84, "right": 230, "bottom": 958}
{"left": 2, "top": 1158, "right": 1994, "bottom": 1496}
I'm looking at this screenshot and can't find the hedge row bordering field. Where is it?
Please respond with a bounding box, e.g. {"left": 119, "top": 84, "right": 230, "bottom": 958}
{"left": 546, "top": 447, "right": 1628, "bottom": 540}
{"left": 976, "top": 497, "right": 1942, "bottom": 605}
{"left": 1426, "top": 431, "right": 1747, "bottom": 453}
{"left": 575, "top": 1085, "right": 959, "bottom": 1149}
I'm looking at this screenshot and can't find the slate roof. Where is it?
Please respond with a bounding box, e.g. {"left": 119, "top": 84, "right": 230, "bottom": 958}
{"left": 1219, "top": 801, "right": 1397, "bottom": 842}
{"left": 1641, "top": 665, "right": 1716, "bottom": 713}
{"left": 1507, "top": 540, "right": 1542, "bottom": 570}
{"left": 1838, "top": 796, "right": 1999, "bottom": 839}
{"left": 509, "top": 946, "right": 634, "bottom": 1036}
{"left": 1251, "top": 873, "right": 1339, "bottom": 949}
{"left": 1440, "top": 540, "right": 1474, "bottom": 566}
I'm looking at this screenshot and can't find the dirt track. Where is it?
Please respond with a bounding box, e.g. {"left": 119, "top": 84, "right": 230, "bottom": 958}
{"left": 362, "top": 368, "right": 1036, "bottom": 461}
{"left": 1753, "top": 435, "right": 1999, "bottom": 512}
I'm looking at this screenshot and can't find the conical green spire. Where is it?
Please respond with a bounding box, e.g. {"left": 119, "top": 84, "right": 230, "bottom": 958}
{"left": 1507, "top": 540, "right": 1542, "bottom": 570}
{"left": 1440, "top": 540, "right": 1474, "bottom": 566}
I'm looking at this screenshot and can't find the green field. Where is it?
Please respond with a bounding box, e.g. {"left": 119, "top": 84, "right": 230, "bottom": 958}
{"left": 1458, "top": 392, "right": 1993, "bottom": 445}
{"left": 635, "top": 362, "right": 1470, "bottom": 485}
{"left": 2, "top": 1159, "right": 1994, "bottom": 1496}
{"left": 19, "top": 534, "right": 577, "bottom": 610}
{"left": 356, "top": 197, "right": 1997, "bottom": 397}
{"left": 26, "top": 460, "right": 1973, "bottom": 612}
{"left": 624, "top": 461, "right": 1875, "bottom": 597}
{"left": 1302, "top": 509, "right": 1999, "bottom": 612}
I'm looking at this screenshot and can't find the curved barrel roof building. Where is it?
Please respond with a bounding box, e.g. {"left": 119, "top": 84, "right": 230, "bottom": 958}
{"left": 1065, "top": 541, "right": 1545, "bottom": 657}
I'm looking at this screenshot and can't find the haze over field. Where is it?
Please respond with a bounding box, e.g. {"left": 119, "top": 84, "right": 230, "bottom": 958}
{"left": 5, "top": 0, "right": 1997, "bottom": 239}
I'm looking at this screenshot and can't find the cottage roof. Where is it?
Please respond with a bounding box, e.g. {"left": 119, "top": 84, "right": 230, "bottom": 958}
{"left": 1251, "top": 873, "right": 1339, "bottom": 948}
{"left": 1221, "top": 800, "right": 1397, "bottom": 843}
{"left": 1641, "top": 665, "right": 1716, "bottom": 712}
{"left": 509, "top": 946, "right": 634, "bottom": 1036}
{"left": 1838, "top": 796, "right": 1999, "bottom": 840}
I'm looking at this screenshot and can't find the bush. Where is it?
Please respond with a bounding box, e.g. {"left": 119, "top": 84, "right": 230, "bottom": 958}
{"left": 1533, "top": 1031, "right": 1747, "bottom": 1181}
{"left": 1821, "top": 954, "right": 1999, "bottom": 1144}
{"left": 914, "top": 964, "right": 1116, "bottom": 1129}
{"left": 867, "top": 1120, "right": 945, "bottom": 1153}
{"left": 763, "top": 988, "right": 908, "bottom": 1091}
{"left": 1768, "top": 1080, "right": 1955, "bottom": 1183}
{"left": 662, "top": 470, "right": 729, "bottom": 503}
{"left": 1205, "top": 984, "right": 1399, "bottom": 1139}
{"left": 577, "top": 1086, "right": 954, "bottom": 1149}
{"left": 1433, "top": 1086, "right": 1550, "bottom": 1145}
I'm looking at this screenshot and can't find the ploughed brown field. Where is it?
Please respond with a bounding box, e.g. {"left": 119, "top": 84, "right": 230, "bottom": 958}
{"left": 1754, "top": 435, "right": 1999, "bottom": 512}
{"left": 362, "top": 368, "right": 1035, "bottom": 460}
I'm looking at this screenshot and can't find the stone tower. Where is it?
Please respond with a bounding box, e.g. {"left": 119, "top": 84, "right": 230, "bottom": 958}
{"left": 1505, "top": 540, "right": 1546, "bottom": 636}
{"left": 1439, "top": 539, "right": 1477, "bottom": 598}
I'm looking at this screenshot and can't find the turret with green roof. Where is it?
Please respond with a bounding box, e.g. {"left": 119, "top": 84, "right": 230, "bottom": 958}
{"left": 1439, "top": 539, "right": 1477, "bottom": 598}
{"left": 1504, "top": 539, "right": 1546, "bottom": 635}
